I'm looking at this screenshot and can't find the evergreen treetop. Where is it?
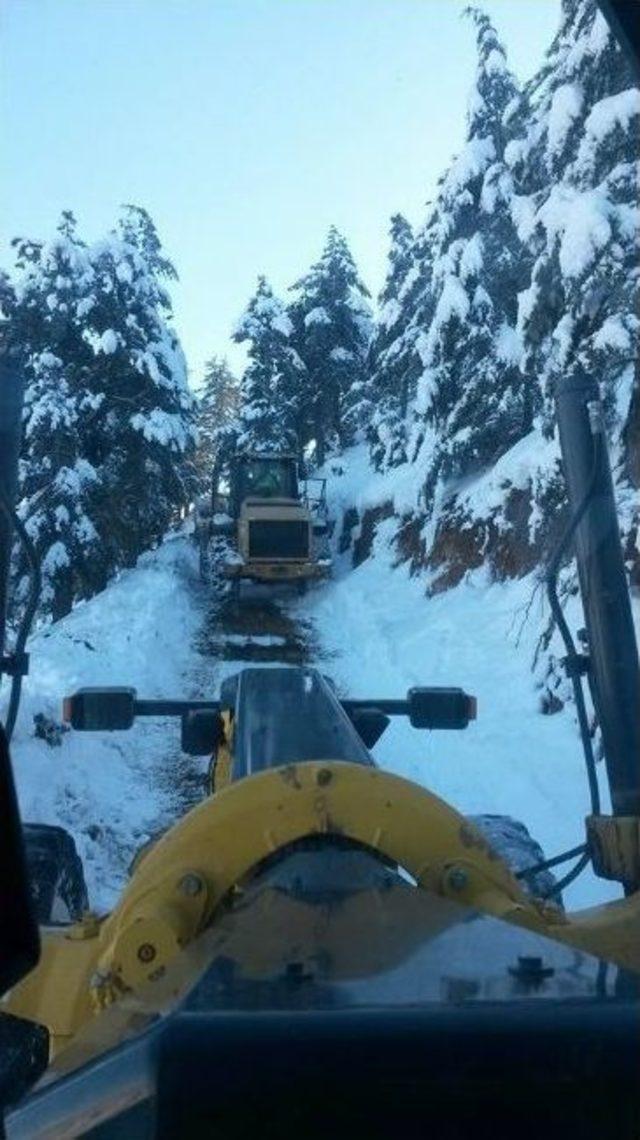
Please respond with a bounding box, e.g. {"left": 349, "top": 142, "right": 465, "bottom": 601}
{"left": 290, "top": 227, "right": 372, "bottom": 464}
{"left": 233, "top": 276, "right": 303, "bottom": 454}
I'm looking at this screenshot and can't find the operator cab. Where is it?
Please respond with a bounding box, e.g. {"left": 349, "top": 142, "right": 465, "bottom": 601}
{"left": 232, "top": 453, "right": 299, "bottom": 508}
{"left": 212, "top": 453, "right": 300, "bottom": 518}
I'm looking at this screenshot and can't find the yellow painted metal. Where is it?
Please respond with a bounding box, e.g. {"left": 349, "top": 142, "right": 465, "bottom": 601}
{"left": 40, "top": 883, "right": 463, "bottom": 1089}
{"left": 108, "top": 757, "right": 532, "bottom": 933}
{"left": 549, "top": 888, "right": 640, "bottom": 968}
{"left": 210, "top": 709, "right": 234, "bottom": 793}
{"left": 5, "top": 759, "right": 640, "bottom": 1063}
{"left": 89, "top": 868, "right": 209, "bottom": 1011}
{"left": 2, "top": 761, "right": 530, "bottom": 1053}
{"left": 239, "top": 501, "right": 310, "bottom": 560}
{"left": 3, "top": 922, "right": 98, "bottom": 1049}
{"left": 586, "top": 813, "right": 640, "bottom": 888}
{"left": 221, "top": 498, "right": 328, "bottom": 581}
{"left": 192, "top": 882, "right": 464, "bottom": 980}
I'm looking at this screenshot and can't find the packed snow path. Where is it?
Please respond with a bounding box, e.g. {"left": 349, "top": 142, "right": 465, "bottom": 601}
{"left": 6, "top": 533, "right": 323, "bottom": 911}
{"left": 198, "top": 593, "right": 318, "bottom": 665}
{"left": 6, "top": 528, "right": 620, "bottom": 915}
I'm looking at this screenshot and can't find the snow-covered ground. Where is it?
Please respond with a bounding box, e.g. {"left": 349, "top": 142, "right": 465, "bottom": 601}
{"left": 301, "top": 446, "right": 631, "bottom": 910}
{"left": 296, "top": 520, "right": 617, "bottom": 910}
{"left": 5, "top": 533, "right": 209, "bottom": 911}
{"left": 3, "top": 459, "right": 633, "bottom": 915}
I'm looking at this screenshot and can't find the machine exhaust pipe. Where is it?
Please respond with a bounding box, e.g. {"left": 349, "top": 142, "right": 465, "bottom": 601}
{"left": 554, "top": 371, "right": 640, "bottom": 820}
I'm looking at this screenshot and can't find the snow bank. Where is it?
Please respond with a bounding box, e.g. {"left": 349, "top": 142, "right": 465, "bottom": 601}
{"left": 317, "top": 444, "right": 420, "bottom": 520}
{"left": 299, "top": 490, "right": 620, "bottom": 912}
{"left": 456, "top": 430, "right": 558, "bottom": 525}
{"left": 3, "top": 534, "right": 203, "bottom": 912}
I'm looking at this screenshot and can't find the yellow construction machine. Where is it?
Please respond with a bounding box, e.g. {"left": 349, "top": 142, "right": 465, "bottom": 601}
{"left": 0, "top": 2, "right": 639, "bottom": 1136}
{"left": 0, "top": 648, "right": 639, "bottom": 1137}
{"left": 195, "top": 452, "right": 331, "bottom": 597}
{"left": 1, "top": 299, "right": 640, "bottom": 1140}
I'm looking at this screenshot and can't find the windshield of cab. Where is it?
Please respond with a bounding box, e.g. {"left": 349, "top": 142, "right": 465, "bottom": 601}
{"left": 240, "top": 460, "right": 297, "bottom": 500}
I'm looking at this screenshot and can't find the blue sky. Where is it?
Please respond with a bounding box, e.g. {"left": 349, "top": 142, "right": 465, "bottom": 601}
{"left": 2, "top": 0, "right": 560, "bottom": 385}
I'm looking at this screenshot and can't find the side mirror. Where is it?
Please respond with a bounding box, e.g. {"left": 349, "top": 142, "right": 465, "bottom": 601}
{"left": 342, "top": 687, "right": 476, "bottom": 732}
{"left": 63, "top": 688, "right": 137, "bottom": 731}
{"left": 408, "top": 688, "right": 477, "bottom": 730}
{"left": 181, "top": 710, "right": 225, "bottom": 756}
{"left": 349, "top": 708, "right": 390, "bottom": 749}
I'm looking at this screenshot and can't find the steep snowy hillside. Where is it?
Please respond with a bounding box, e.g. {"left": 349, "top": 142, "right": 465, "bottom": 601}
{"left": 367, "top": 0, "right": 639, "bottom": 606}
{"left": 3, "top": 496, "right": 631, "bottom": 916}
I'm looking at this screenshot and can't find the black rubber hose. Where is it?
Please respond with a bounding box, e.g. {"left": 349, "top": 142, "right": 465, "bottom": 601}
{"left": 540, "top": 850, "right": 592, "bottom": 900}
{"left": 515, "top": 842, "right": 587, "bottom": 880}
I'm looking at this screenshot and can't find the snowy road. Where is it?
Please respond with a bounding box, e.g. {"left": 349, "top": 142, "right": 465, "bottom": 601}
{"left": 5, "top": 532, "right": 323, "bottom": 911}
{"left": 4, "top": 527, "right": 621, "bottom": 915}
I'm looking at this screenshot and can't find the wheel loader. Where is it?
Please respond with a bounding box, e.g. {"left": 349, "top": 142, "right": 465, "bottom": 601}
{"left": 195, "top": 452, "right": 331, "bottom": 597}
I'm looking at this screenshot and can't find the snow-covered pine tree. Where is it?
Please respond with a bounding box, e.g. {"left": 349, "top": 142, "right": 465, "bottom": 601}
{"left": 368, "top": 0, "right": 638, "bottom": 619}
{"left": 510, "top": 0, "right": 639, "bottom": 565}
{"left": 410, "top": 8, "right": 530, "bottom": 508}
{"left": 289, "top": 227, "right": 373, "bottom": 465}
{"left": 375, "top": 206, "right": 448, "bottom": 471}
{"left": 195, "top": 356, "right": 239, "bottom": 486}
{"left": 466, "top": 0, "right": 640, "bottom": 702}
{"left": 367, "top": 214, "right": 422, "bottom": 469}
{"left": 233, "top": 276, "right": 303, "bottom": 454}
{"left": 84, "top": 205, "right": 196, "bottom": 568}
{"left": 2, "top": 213, "right": 104, "bottom": 618}
{"left": 497, "top": 0, "right": 634, "bottom": 597}
{"left": 2, "top": 207, "right": 195, "bottom": 618}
